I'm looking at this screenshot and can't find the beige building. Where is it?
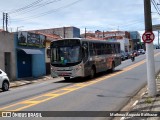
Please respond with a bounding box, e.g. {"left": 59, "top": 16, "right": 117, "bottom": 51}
{"left": 30, "top": 26, "right": 80, "bottom": 38}
{"left": 0, "top": 32, "right": 16, "bottom": 81}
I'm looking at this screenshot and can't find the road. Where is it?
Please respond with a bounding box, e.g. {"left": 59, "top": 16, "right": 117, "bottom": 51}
{"left": 0, "top": 50, "right": 160, "bottom": 120}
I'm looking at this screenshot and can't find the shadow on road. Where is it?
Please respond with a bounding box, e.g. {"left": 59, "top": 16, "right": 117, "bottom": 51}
{"left": 54, "top": 69, "right": 122, "bottom": 83}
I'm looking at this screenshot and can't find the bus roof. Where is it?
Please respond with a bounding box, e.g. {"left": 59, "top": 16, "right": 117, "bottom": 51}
{"left": 51, "top": 38, "right": 120, "bottom": 44}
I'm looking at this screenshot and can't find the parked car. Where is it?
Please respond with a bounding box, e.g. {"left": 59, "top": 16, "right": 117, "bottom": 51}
{"left": 0, "top": 69, "right": 10, "bottom": 91}
{"left": 120, "top": 51, "right": 126, "bottom": 61}
{"left": 138, "top": 49, "right": 145, "bottom": 54}
{"left": 121, "top": 53, "right": 125, "bottom": 61}
{"left": 156, "top": 46, "right": 160, "bottom": 49}
{"left": 124, "top": 52, "right": 131, "bottom": 59}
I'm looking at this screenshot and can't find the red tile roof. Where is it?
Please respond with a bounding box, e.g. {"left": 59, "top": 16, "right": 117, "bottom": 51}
{"left": 86, "top": 36, "right": 104, "bottom": 40}
{"left": 36, "top": 32, "right": 62, "bottom": 40}
{"left": 0, "top": 29, "right": 4, "bottom": 32}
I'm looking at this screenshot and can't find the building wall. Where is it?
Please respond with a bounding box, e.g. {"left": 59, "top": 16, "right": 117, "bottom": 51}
{"left": 95, "top": 31, "right": 130, "bottom": 39}
{"left": 31, "top": 27, "right": 80, "bottom": 38}
{"left": 129, "top": 31, "right": 141, "bottom": 39}
{"left": 32, "top": 52, "right": 46, "bottom": 77}
{"left": 73, "top": 27, "right": 80, "bottom": 38}
{"left": 106, "top": 38, "right": 130, "bottom": 52}
{"left": 16, "top": 32, "right": 46, "bottom": 78}
{"left": 0, "top": 32, "right": 16, "bottom": 81}
{"left": 45, "top": 41, "right": 51, "bottom": 63}
{"left": 45, "top": 41, "right": 51, "bottom": 75}
{"left": 129, "top": 31, "right": 141, "bottom": 43}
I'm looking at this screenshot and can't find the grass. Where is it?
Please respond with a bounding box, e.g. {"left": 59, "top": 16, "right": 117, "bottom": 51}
{"left": 145, "top": 97, "right": 153, "bottom": 104}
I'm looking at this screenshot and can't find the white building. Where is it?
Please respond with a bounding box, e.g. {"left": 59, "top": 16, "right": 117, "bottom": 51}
{"left": 95, "top": 30, "right": 130, "bottom": 52}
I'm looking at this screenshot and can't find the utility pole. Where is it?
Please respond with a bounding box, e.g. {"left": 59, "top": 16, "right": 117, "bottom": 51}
{"left": 3, "top": 12, "right": 5, "bottom": 31}
{"left": 103, "top": 31, "right": 104, "bottom": 40}
{"left": 85, "top": 28, "right": 86, "bottom": 38}
{"left": 144, "top": 0, "right": 157, "bottom": 96}
{"left": 5, "top": 13, "right": 8, "bottom": 32}
{"left": 63, "top": 27, "right": 65, "bottom": 38}
{"left": 158, "top": 31, "right": 160, "bottom": 46}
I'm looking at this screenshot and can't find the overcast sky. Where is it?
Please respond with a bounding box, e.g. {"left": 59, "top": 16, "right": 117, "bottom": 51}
{"left": 0, "top": 0, "right": 160, "bottom": 44}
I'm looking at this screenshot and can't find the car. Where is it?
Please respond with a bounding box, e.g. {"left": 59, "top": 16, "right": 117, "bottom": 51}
{"left": 138, "top": 49, "right": 145, "bottom": 54}
{"left": 0, "top": 69, "right": 10, "bottom": 91}
{"left": 121, "top": 52, "right": 125, "bottom": 61}
{"left": 121, "top": 51, "right": 127, "bottom": 61}
{"left": 124, "top": 52, "right": 131, "bottom": 59}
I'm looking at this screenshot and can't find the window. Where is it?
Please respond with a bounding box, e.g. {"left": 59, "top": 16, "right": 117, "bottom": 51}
{"left": 82, "top": 41, "right": 88, "bottom": 62}
{"left": 89, "top": 43, "right": 97, "bottom": 56}
{"left": 106, "top": 44, "right": 112, "bottom": 54}
{"left": 46, "top": 47, "right": 51, "bottom": 58}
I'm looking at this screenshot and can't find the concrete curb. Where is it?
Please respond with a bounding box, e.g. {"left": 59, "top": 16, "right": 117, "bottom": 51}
{"left": 121, "top": 72, "right": 160, "bottom": 120}
{"left": 10, "top": 76, "right": 53, "bottom": 88}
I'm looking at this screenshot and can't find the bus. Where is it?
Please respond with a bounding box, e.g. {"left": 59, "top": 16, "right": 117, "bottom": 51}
{"left": 50, "top": 38, "right": 121, "bottom": 80}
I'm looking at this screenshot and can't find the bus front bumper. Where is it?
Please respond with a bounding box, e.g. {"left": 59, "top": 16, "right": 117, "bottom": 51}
{"left": 51, "top": 67, "right": 84, "bottom": 78}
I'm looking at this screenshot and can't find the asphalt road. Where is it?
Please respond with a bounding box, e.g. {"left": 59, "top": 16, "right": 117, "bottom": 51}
{"left": 0, "top": 50, "right": 160, "bottom": 120}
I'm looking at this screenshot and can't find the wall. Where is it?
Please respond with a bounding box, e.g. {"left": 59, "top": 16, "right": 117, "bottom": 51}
{"left": 45, "top": 41, "right": 51, "bottom": 63}
{"left": 73, "top": 27, "right": 80, "bottom": 38}
{"left": 15, "top": 32, "right": 46, "bottom": 78}
{"left": 45, "top": 41, "right": 51, "bottom": 74}
{"left": 0, "top": 32, "right": 16, "bottom": 81}
{"left": 31, "top": 27, "right": 80, "bottom": 38}
{"left": 118, "top": 38, "right": 130, "bottom": 52}
{"left": 32, "top": 49, "right": 46, "bottom": 77}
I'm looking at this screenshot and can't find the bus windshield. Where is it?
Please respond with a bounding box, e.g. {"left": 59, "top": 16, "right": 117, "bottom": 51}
{"left": 51, "top": 46, "right": 82, "bottom": 65}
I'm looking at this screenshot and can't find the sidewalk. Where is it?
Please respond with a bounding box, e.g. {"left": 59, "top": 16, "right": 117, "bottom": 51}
{"left": 121, "top": 73, "right": 160, "bottom": 120}
{"left": 10, "top": 75, "right": 53, "bottom": 88}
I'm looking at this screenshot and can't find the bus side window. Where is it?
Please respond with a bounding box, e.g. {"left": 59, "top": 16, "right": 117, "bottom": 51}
{"left": 118, "top": 44, "right": 120, "bottom": 53}
{"left": 89, "top": 43, "right": 94, "bottom": 56}
{"left": 115, "top": 44, "right": 119, "bottom": 53}
{"left": 82, "top": 42, "right": 88, "bottom": 61}
{"left": 92, "top": 43, "right": 97, "bottom": 55}
{"left": 107, "top": 44, "right": 112, "bottom": 54}
{"left": 111, "top": 44, "right": 115, "bottom": 54}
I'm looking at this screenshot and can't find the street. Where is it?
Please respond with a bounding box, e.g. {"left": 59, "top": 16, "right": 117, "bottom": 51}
{"left": 0, "top": 50, "right": 160, "bottom": 120}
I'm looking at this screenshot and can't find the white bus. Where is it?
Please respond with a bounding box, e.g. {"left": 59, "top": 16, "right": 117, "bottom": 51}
{"left": 50, "top": 38, "right": 121, "bottom": 80}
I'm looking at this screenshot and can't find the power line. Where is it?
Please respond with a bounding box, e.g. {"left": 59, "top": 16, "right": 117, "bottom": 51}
{"left": 10, "top": 0, "right": 82, "bottom": 22}
{"left": 8, "top": 0, "right": 44, "bottom": 14}
{"left": 9, "top": 0, "right": 63, "bottom": 15}
{"left": 151, "top": 0, "right": 160, "bottom": 15}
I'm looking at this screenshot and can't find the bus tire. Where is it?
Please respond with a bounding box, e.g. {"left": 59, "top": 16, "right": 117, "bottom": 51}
{"left": 90, "top": 66, "right": 96, "bottom": 79}
{"left": 64, "top": 77, "right": 70, "bottom": 81}
{"left": 110, "top": 62, "right": 115, "bottom": 72}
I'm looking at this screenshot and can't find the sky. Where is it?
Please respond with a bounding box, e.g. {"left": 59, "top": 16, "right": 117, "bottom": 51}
{"left": 0, "top": 0, "right": 160, "bottom": 44}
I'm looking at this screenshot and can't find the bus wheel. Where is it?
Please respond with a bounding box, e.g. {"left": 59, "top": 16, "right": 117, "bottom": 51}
{"left": 110, "top": 62, "right": 115, "bottom": 72}
{"left": 90, "top": 67, "right": 96, "bottom": 79}
{"left": 64, "top": 77, "right": 70, "bottom": 81}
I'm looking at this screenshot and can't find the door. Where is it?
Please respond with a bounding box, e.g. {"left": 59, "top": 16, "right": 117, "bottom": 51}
{"left": 17, "top": 50, "right": 32, "bottom": 78}
{"left": 4, "top": 52, "right": 11, "bottom": 78}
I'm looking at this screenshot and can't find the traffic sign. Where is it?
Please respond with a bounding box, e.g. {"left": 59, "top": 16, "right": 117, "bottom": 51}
{"left": 142, "top": 31, "right": 155, "bottom": 43}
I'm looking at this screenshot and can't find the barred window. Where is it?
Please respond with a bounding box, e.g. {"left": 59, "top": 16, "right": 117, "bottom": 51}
{"left": 46, "top": 47, "right": 51, "bottom": 58}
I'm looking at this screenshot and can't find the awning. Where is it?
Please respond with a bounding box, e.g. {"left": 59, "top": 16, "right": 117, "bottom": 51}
{"left": 18, "top": 48, "right": 43, "bottom": 54}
